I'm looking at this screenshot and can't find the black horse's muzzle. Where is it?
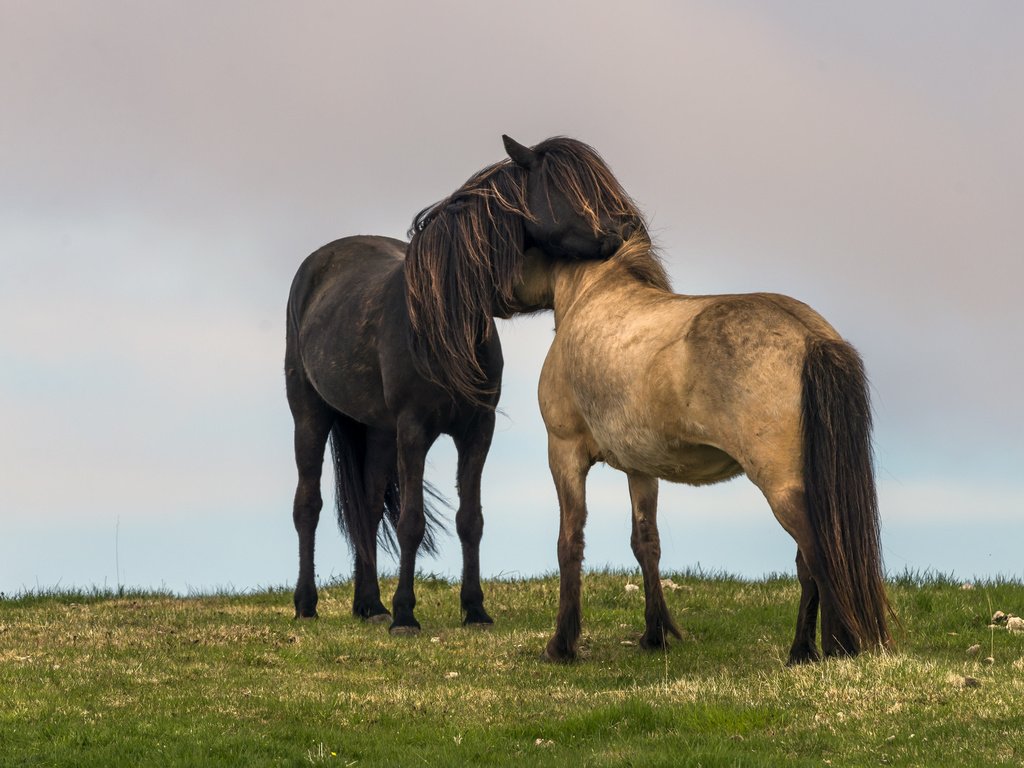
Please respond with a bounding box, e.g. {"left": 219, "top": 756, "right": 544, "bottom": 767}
{"left": 598, "top": 217, "right": 642, "bottom": 257}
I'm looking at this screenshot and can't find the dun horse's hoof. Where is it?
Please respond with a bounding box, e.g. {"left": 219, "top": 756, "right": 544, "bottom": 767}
{"left": 543, "top": 639, "right": 576, "bottom": 663}
{"left": 639, "top": 633, "right": 671, "bottom": 651}
{"left": 786, "top": 644, "right": 821, "bottom": 666}
{"left": 389, "top": 624, "right": 421, "bottom": 637}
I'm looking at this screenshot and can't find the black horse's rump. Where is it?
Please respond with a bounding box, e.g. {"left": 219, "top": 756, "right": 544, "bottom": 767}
{"left": 286, "top": 135, "right": 646, "bottom": 634}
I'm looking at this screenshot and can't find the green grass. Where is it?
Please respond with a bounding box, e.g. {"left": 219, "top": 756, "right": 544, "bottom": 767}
{"left": 2, "top": 571, "right": 1023, "bottom": 767}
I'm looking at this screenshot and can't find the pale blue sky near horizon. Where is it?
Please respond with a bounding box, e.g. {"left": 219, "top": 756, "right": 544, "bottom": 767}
{"left": 2, "top": 1, "right": 1021, "bottom": 597}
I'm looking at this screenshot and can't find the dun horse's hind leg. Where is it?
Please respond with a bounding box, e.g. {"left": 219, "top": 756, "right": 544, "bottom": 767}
{"left": 351, "top": 428, "right": 394, "bottom": 622}
{"left": 286, "top": 368, "right": 333, "bottom": 620}
{"left": 454, "top": 414, "right": 496, "bottom": 626}
{"left": 788, "top": 548, "right": 821, "bottom": 665}
{"left": 390, "top": 415, "right": 434, "bottom": 635}
{"left": 545, "top": 436, "right": 591, "bottom": 662}
{"left": 764, "top": 486, "right": 857, "bottom": 660}
{"left": 627, "top": 473, "right": 682, "bottom": 649}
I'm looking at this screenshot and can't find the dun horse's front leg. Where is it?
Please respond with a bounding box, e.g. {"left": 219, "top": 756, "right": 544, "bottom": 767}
{"left": 545, "top": 436, "right": 591, "bottom": 662}
{"left": 627, "top": 473, "right": 682, "bottom": 649}
{"left": 454, "top": 414, "right": 496, "bottom": 626}
{"left": 390, "top": 418, "right": 431, "bottom": 635}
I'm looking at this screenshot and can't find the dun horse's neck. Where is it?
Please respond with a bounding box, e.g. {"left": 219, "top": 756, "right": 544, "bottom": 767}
{"left": 550, "top": 261, "right": 605, "bottom": 328}
{"left": 551, "top": 258, "right": 661, "bottom": 329}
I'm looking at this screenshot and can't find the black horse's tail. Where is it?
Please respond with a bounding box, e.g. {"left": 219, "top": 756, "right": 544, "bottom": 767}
{"left": 328, "top": 415, "right": 446, "bottom": 563}
{"left": 801, "top": 337, "right": 893, "bottom": 653}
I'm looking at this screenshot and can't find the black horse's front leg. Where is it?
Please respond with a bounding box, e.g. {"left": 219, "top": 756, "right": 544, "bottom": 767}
{"left": 454, "top": 412, "right": 496, "bottom": 626}
{"left": 390, "top": 419, "right": 431, "bottom": 635}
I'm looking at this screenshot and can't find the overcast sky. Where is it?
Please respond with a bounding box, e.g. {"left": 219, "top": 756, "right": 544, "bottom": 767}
{"left": 2, "top": 2, "right": 1021, "bottom": 596}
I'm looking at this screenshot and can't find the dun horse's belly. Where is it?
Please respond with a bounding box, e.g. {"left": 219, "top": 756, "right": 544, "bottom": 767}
{"left": 593, "top": 423, "right": 743, "bottom": 486}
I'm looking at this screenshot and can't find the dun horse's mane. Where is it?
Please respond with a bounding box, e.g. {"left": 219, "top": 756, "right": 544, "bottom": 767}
{"left": 405, "top": 138, "right": 644, "bottom": 403}
{"left": 612, "top": 235, "right": 673, "bottom": 292}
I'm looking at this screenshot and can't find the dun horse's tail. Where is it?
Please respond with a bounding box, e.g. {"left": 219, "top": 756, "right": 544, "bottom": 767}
{"left": 801, "top": 338, "right": 893, "bottom": 653}
{"left": 328, "top": 416, "right": 445, "bottom": 562}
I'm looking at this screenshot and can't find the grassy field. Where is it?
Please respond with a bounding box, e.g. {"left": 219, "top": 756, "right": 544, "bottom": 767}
{"left": 1, "top": 571, "right": 1022, "bottom": 767}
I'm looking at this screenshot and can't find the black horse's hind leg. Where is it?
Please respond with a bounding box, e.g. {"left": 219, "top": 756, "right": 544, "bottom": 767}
{"left": 787, "top": 548, "right": 821, "bottom": 665}
{"left": 390, "top": 416, "right": 434, "bottom": 635}
{"left": 627, "top": 473, "right": 682, "bottom": 650}
{"left": 351, "top": 428, "right": 395, "bottom": 622}
{"left": 286, "top": 367, "right": 334, "bottom": 619}
{"left": 454, "top": 413, "right": 496, "bottom": 626}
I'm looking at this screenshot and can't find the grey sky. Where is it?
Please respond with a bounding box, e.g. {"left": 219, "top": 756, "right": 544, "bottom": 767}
{"left": 2, "top": 2, "right": 1021, "bottom": 593}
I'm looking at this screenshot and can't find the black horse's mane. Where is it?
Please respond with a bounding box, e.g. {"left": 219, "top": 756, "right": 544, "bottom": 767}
{"left": 404, "top": 137, "right": 644, "bottom": 403}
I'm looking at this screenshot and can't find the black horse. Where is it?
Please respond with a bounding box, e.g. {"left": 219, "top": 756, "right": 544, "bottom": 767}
{"left": 286, "top": 135, "right": 644, "bottom": 634}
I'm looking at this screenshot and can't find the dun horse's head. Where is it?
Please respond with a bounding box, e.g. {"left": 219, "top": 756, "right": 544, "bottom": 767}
{"left": 503, "top": 135, "right": 643, "bottom": 261}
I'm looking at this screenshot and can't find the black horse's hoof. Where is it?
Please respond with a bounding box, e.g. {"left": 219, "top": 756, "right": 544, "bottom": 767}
{"left": 365, "top": 612, "right": 392, "bottom": 625}
{"left": 389, "top": 624, "right": 421, "bottom": 637}
{"left": 294, "top": 611, "right": 318, "bottom": 621}
{"left": 463, "top": 608, "right": 494, "bottom": 628}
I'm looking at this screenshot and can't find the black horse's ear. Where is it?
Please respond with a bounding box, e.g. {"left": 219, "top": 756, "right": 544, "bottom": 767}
{"left": 503, "top": 134, "right": 537, "bottom": 169}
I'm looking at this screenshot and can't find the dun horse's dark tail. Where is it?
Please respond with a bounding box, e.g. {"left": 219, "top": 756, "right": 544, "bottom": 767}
{"left": 328, "top": 416, "right": 446, "bottom": 563}
{"left": 801, "top": 338, "right": 893, "bottom": 653}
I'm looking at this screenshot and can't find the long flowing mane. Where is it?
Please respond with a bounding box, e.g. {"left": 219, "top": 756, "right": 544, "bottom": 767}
{"left": 611, "top": 234, "right": 673, "bottom": 292}
{"left": 405, "top": 137, "right": 644, "bottom": 403}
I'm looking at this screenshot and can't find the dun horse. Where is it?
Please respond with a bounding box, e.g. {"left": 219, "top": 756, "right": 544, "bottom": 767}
{"left": 286, "top": 136, "right": 642, "bottom": 634}
{"left": 513, "top": 235, "right": 893, "bottom": 663}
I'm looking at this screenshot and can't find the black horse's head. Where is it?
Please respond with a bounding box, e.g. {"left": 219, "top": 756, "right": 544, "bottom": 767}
{"left": 405, "top": 135, "right": 647, "bottom": 404}
{"left": 503, "top": 134, "right": 643, "bottom": 262}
